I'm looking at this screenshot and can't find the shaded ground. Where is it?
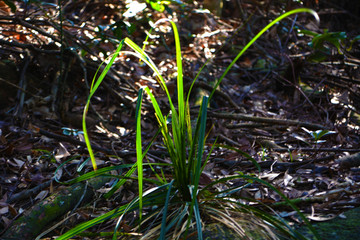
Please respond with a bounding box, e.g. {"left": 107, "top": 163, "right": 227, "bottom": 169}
{"left": 0, "top": 0, "right": 360, "bottom": 238}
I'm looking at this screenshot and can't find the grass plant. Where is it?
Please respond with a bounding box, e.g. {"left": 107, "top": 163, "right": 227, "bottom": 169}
{"left": 58, "top": 8, "right": 320, "bottom": 240}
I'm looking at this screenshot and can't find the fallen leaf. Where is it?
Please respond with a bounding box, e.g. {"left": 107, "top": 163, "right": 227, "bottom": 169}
{"left": 0, "top": 206, "right": 8, "bottom": 214}
{"left": 308, "top": 214, "right": 337, "bottom": 221}
{"left": 35, "top": 190, "right": 49, "bottom": 201}
{"left": 55, "top": 142, "right": 70, "bottom": 162}
{"left": 283, "top": 171, "right": 293, "bottom": 187}
{"left": 261, "top": 172, "right": 281, "bottom": 181}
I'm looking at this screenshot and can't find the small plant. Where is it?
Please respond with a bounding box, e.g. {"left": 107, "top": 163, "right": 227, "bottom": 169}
{"left": 298, "top": 28, "right": 360, "bottom": 62}
{"left": 302, "top": 127, "right": 336, "bottom": 144}
{"left": 58, "top": 8, "right": 321, "bottom": 240}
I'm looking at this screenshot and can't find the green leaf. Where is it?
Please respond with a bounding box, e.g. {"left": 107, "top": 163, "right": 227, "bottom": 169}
{"left": 302, "top": 127, "right": 336, "bottom": 141}
{"left": 192, "top": 187, "right": 203, "bottom": 240}
{"left": 135, "top": 88, "right": 144, "bottom": 220}
{"left": 347, "top": 35, "right": 360, "bottom": 51}
{"left": 103, "top": 164, "right": 137, "bottom": 199}
{"left": 83, "top": 39, "right": 125, "bottom": 171}
{"left": 146, "top": 0, "right": 165, "bottom": 12}
{"left": 56, "top": 164, "right": 134, "bottom": 185}
{"left": 159, "top": 180, "right": 174, "bottom": 240}
{"left": 58, "top": 184, "right": 170, "bottom": 239}
{"left": 310, "top": 30, "right": 347, "bottom": 53}
{"left": 209, "top": 8, "right": 319, "bottom": 101}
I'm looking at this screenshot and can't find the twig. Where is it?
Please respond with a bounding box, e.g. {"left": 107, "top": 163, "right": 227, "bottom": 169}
{"left": 7, "top": 180, "right": 52, "bottom": 204}
{"left": 0, "top": 77, "right": 41, "bottom": 99}
{"left": 218, "top": 134, "right": 243, "bottom": 148}
{"left": 272, "top": 148, "right": 360, "bottom": 153}
{"left": 226, "top": 123, "right": 273, "bottom": 129}
{"left": 0, "top": 39, "right": 60, "bottom": 54}
{"left": 274, "top": 70, "right": 322, "bottom": 120}
{"left": 214, "top": 154, "right": 335, "bottom": 170}
{"left": 206, "top": 111, "right": 328, "bottom": 130}
{"left": 15, "top": 17, "right": 61, "bottom": 43}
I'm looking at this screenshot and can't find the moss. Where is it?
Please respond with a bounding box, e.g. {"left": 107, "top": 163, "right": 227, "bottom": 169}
{"left": 298, "top": 207, "right": 360, "bottom": 239}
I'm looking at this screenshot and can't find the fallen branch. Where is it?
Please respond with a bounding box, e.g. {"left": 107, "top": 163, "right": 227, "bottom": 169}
{"left": 207, "top": 111, "right": 327, "bottom": 130}
{"left": 336, "top": 152, "right": 360, "bottom": 169}
{"left": 272, "top": 148, "right": 360, "bottom": 153}
{"left": 7, "top": 180, "right": 52, "bottom": 204}
{"left": 214, "top": 154, "right": 335, "bottom": 170}
{"left": 1, "top": 177, "right": 109, "bottom": 239}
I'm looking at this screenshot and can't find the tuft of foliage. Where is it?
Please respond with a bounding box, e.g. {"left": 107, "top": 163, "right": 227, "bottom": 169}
{"left": 57, "top": 8, "right": 321, "bottom": 240}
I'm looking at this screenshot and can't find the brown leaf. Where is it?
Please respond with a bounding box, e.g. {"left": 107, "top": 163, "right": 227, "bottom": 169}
{"left": 199, "top": 172, "right": 212, "bottom": 185}
{"left": 0, "top": 206, "right": 8, "bottom": 215}
{"left": 35, "top": 190, "right": 49, "bottom": 201}
{"left": 54, "top": 143, "right": 70, "bottom": 162}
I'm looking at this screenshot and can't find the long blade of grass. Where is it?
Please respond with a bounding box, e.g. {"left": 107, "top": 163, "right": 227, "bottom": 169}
{"left": 193, "top": 192, "right": 203, "bottom": 240}
{"left": 58, "top": 184, "right": 171, "bottom": 240}
{"left": 83, "top": 39, "right": 125, "bottom": 171}
{"left": 124, "top": 38, "right": 174, "bottom": 107}
{"left": 146, "top": 19, "right": 184, "bottom": 123}
{"left": 143, "top": 87, "right": 175, "bottom": 154}
{"left": 200, "top": 139, "right": 217, "bottom": 173}
{"left": 122, "top": 41, "right": 181, "bottom": 147}
{"left": 169, "top": 19, "right": 184, "bottom": 128}
{"left": 184, "top": 186, "right": 203, "bottom": 240}
{"left": 55, "top": 164, "right": 134, "bottom": 185}
{"left": 101, "top": 123, "right": 161, "bottom": 200}
{"left": 159, "top": 179, "right": 175, "bottom": 240}
{"left": 113, "top": 195, "right": 142, "bottom": 240}
{"left": 57, "top": 204, "right": 130, "bottom": 240}
{"left": 104, "top": 125, "right": 160, "bottom": 199}
{"left": 192, "top": 96, "right": 208, "bottom": 189}
{"left": 135, "top": 88, "right": 144, "bottom": 220}
{"left": 187, "top": 99, "right": 206, "bottom": 177}
{"left": 103, "top": 124, "right": 164, "bottom": 199}
{"left": 122, "top": 41, "right": 181, "bottom": 162}
{"left": 168, "top": 19, "right": 188, "bottom": 199}
{"left": 137, "top": 20, "right": 188, "bottom": 193}
{"left": 208, "top": 8, "right": 319, "bottom": 101}
{"left": 103, "top": 163, "right": 137, "bottom": 199}
{"left": 185, "top": 96, "right": 208, "bottom": 239}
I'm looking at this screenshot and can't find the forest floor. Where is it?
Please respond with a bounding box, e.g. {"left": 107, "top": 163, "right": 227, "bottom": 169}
{"left": 0, "top": 0, "right": 360, "bottom": 239}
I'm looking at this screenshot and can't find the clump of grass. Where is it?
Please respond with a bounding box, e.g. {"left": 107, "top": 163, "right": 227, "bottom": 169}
{"left": 58, "top": 8, "right": 320, "bottom": 240}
